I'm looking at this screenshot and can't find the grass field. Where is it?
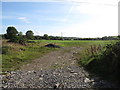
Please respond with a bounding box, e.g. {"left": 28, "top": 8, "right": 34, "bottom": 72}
{"left": 30, "top": 40, "right": 115, "bottom": 47}
{"left": 1, "top": 40, "right": 116, "bottom": 72}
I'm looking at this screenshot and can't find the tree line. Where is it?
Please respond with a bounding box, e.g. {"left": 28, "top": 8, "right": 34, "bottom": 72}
{"left": 1, "top": 26, "right": 119, "bottom": 45}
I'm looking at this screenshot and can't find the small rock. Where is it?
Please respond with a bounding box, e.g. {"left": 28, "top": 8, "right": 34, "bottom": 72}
{"left": 53, "top": 72, "right": 56, "bottom": 75}
{"left": 73, "top": 73, "right": 78, "bottom": 75}
{"left": 54, "top": 83, "right": 60, "bottom": 89}
{"left": 58, "top": 56, "right": 61, "bottom": 59}
{"left": 84, "top": 78, "right": 91, "bottom": 83}
{"left": 69, "top": 59, "right": 71, "bottom": 60}
{"left": 70, "top": 74, "right": 75, "bottom": 77}
{"left": 27, "top": 64, "right": 30, "bottom": 66}
{"left": 1, "top": 75, "right": 6, "bottom": 77}
{"left": 90, "top": 79, "right": 94, "bottom": 82}
{"left": 70, "top": 71, "right": 75, "bottom": 73}
{"left": 41, "top": 74, "right": 44, "bottom": 77}
{"left": 67, "top": 67, "right": 71, "bottom": 71}
{"left": 3, "top": 85, "right": 7, "bottom": 88}
{"left": 28, "top": 71, "right": 32, "bottom": 73}
{"left": 39, "top": 77, "right": 43, "bottom": 80}
{"left": 33, "top": 71, "right": 37, "bottom": 74}
{"left": 71, "top": 61, "right": 75, "bottom": 64}
{"left": 55, "top": 63, "right": 58, "bottom": 65}
{"left": 10, "top": 71, "right": 16, "bottom": 74}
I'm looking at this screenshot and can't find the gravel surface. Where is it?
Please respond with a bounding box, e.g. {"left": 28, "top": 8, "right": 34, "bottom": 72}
{"left": 20, "top": 47, "right": 81, "bottom": 71}
{"left": 1, "top": 66, "right": 118, "bottom": 89}
{"left": 1, "top": 47, "right": 119, "bottom": 89}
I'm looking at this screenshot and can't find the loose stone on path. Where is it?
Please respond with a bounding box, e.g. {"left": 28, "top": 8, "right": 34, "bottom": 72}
{"left": 2, "top": 66, "right": 118, "bottom": 88}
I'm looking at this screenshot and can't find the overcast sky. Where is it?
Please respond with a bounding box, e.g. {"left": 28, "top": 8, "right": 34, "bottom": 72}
{"left": 1, "top": 0, "right": 119, "bottom": 38}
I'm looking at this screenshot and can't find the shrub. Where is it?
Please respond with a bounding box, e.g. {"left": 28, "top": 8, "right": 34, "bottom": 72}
{"left": 83, "top": 41, "right": 120, "bottom": 83}
{"left": 9, "top": 36, "right": 27, "bottom": 45}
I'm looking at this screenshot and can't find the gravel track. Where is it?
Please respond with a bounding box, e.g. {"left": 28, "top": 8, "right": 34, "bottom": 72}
{"left": 1, "top": 66, "right": 118, "bottom": 88}
{"left": 1, "top": 47, "right": 119, "bottom": 89}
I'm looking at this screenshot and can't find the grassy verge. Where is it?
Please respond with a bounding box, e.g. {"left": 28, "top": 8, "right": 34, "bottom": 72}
{"left": 2, "top": 41, "right": 58, "bottom": 72}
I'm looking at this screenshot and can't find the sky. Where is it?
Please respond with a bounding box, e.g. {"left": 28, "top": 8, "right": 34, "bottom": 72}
{"left": 1, "top": 0, "right": 119, "bottom": 38}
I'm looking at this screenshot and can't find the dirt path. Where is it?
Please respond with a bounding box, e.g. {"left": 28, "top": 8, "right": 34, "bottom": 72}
{"left": 20, "top": 47, "right": 82, "bottom": 71}
{"left": 2, "top": 47, "right": 119, "bottom": 88}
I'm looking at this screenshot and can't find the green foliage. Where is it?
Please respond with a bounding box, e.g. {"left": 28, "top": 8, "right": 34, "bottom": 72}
{"left": 9, "top": 36, "right": 27, "bottom": 45}
{"left": 5, "top": 26, "right": 27, "bottom": 45}
{"left": 26, "top": 30, "right": 34, "bottom": 39}
{"left": 78, "top": 44, "right": 103, "bottom": 66}
{"left": 43, "top": 34, "right": 50, "bottom": 40}
{"left": 80, "top": 41, "right": 120, "bottom": 83}
{"left": 6, "top": 26, "right": 18, "bottom": 39}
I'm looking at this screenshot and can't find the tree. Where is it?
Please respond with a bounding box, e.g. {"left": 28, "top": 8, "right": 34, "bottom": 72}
{"left": 18, "top": 32, "right": 23, "bottom": 37}
{"left": 6, "top": 26, "right": 18, "bottom": 39}
{"left": 26, "top": 30, "right": 34, "bottom": 39}
{"left": 43, "top": 34, "right": 49, "bottom": 40}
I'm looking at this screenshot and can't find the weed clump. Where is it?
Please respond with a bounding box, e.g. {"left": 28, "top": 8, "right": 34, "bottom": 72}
{"left": 79, "top": 44, "right": 102, "bottom": 66}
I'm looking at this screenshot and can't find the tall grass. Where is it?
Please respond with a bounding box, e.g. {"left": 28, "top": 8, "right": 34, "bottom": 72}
{"left": 78, "top": 44, "right": 103, "bottom": 66}
{"left": 79, "top": 40, "right": 120, "bottom": 83}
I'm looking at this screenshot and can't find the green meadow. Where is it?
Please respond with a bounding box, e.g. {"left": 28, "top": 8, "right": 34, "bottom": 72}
{"left": 31, "top": 40, "right": 115, "bottom": 47}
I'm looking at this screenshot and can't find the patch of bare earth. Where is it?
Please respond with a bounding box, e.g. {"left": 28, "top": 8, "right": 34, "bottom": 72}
{"left": 20, "top": 47, "right": 82, "bottom": 71}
